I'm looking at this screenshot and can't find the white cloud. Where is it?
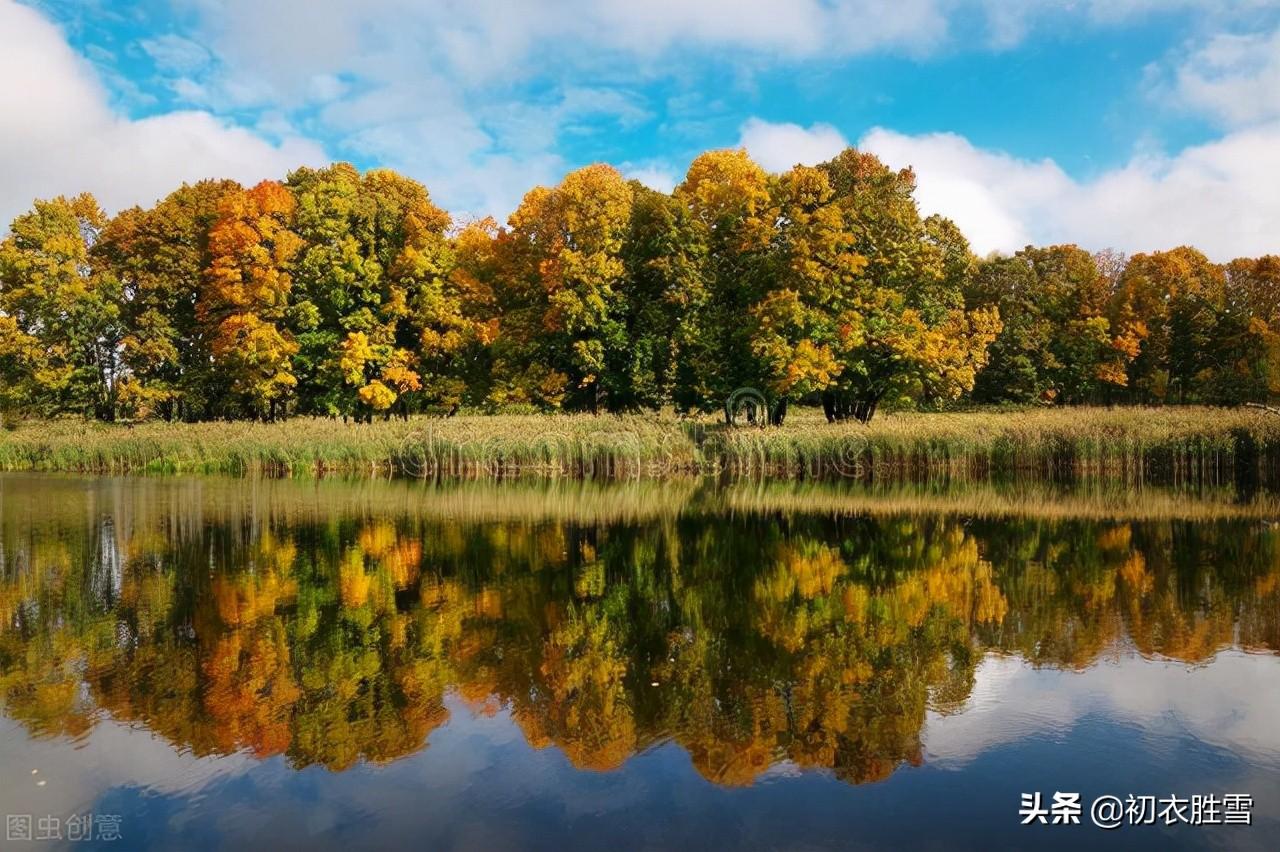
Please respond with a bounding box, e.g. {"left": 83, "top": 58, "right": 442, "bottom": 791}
{"left": 185, "top": 0, "right": 953, "bottom": 102}
{"left": 139, "top": 33, "right": 212, "bottom": 75}
{"left": 320, "top": 81, "right": 640, "bottom": 219}
{"left": 980, "top": 0, "right": 1274, "bottom": 47}
{"left": 1166, "top": 28, "right": 1280, "bottom": 126}
{"left": 8, "top": 0, "right": 1280, "bottom": 257}
{"left": 925, "top": 651, "right": 1280, "bottom": 769}
{"left": 737, "top": 118, "right": 850, "bottom": 173}
{"left": 0, "top": 0, "right": 327, "bottom": 230}
{"left": 623, "top": 164, "right": 679, "bottom": 193}
{"left": 860, "top": 124, "right": 1280, "bottom": 260}
{"left": 0, "top": 715, "right": 256, "bottom": 820}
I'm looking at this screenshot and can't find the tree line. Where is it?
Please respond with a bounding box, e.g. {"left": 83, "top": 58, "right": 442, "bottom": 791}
{"left": 1, "top": 149, "right": 1276, "bottom": 423}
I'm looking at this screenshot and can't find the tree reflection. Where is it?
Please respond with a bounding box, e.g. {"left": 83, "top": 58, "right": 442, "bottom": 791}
{"left": 1, "top": 482, "right": 1278, "bottom": 785}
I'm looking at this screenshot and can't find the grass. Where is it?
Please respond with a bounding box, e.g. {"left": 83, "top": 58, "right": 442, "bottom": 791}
{"left": 0, "top": 406, "right": 1277, "bottom": 480}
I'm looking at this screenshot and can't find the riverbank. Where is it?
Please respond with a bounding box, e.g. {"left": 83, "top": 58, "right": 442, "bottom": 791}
{"left": 0, "top": 406, "right": 1277, "bottom": 479}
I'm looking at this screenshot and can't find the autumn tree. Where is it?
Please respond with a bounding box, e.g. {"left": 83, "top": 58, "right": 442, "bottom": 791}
{"left": 591, "top": 182, "right": 706, "bottom": 411}
{"left": 812, "top": 150, "right": 1000, "bottom": 422}
{"left": 670, "top": 149, "right": 776, "bottom": 413}
{"left": 1112, "top": 247, "right": 1225, "bottom": 402}
{"left": 490, "top": 164, "right": 634, "bottom": 411}
{"left": 198, "top": 181, "right": 303, "bottom": 419}
{"left": 0, "top": 194, "right": 120, "bottom": 419}
{"left": 370, "top": 169, "right": 465, "bottom": 414}
{"left": 443, "top": 217, "right": 502, "bottom": 406}
{"left": 747, "top": 164, "right": 862, "bottom": 422}
{"left": 93, "top": 180, "right": 242, "bottom": 420}
{"left": 1212, "top": 256, "right": 1280, "bottom": 404}
{"left": 285, "top": 165, "right": 459, "bottom": 419}
{"left": 968, "top": 245, "right": 1129, "bottom": 404}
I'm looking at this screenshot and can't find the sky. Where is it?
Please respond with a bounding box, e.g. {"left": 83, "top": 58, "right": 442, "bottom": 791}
{"left": 2, "top": 0, "right": 1279, "bottom": 260}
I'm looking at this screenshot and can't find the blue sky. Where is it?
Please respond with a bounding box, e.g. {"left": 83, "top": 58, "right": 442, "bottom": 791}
{"left": 3, "top": 0, "right": 1280, "bottom": 259}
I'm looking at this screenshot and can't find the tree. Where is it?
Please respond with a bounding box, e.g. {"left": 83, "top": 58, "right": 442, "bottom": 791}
{"left": 1209, "top": 256, "right": 1280, "bottom": 404}
{"left": 285, "top": 163, "right": 371, "bottom": 417}
{"left": 285, "top": 165, "right": 460, "bottom": 419}
{"left": 198, "top": 181, "right": 303, "bottom": 419}
{"left": 93, "top": 180, "right": 242, "bottom": 420}
{"left": 748, "top": 165, "right": 864, "bottom": 422}
{"left": 968, "top": 245, "right": 1130, "bottom": 404}
{"left": 1112, "top": 247, "right": 1225, "bottom": 403}
{"left": 491, "top": 164, "right": 634, "bottom": 411}
{"left": 0, "top": 194, "right": 120, "bottom": 419}
{"left": 814, "top": 150, "right": 1000, "bottom": 422}
{"left": 0, "top": 314, "right": 45, "bottom": 419}
{"left": 671, "top": 149, "right": 775, "bottom": 415}
{"left": 443, "top": 217, "right": 502, "bottom": 407}
{"left": 371, "top": 169, "right": 465, "bottom": 414}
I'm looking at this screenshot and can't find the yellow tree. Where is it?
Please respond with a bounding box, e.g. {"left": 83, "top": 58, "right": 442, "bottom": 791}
{"left": 749, "top": 165, "right": 865, "bottom": 421}
{"left": 816, "top": 150, "right": 1000, "bottom": 421}
{"left": 492, "top": 164, "right": 634, "bottom": 410}
{"left": 671, "top": 148, "right": 776, "bottom": 411}
{"left": 1111, "top": 247, "right": 1225, "bottom": 402}
{"left": 0, "top": 194, "right": 119, "bottom": 420}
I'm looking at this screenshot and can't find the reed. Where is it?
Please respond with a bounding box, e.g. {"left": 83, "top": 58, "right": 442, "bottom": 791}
{"left": 0, "top": 406, "right": 1277, "bottom": 480}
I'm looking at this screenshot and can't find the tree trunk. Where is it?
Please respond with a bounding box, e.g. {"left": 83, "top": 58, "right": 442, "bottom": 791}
{"left": 769, "top": 396, "right": 789, "bottom": 426}
{"left": 822, "top": 390, "right": 882, "bottom": 424}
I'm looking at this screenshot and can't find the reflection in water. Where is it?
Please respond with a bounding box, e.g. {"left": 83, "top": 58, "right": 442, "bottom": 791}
{"left": 2, "top": 474, "right": 1278, "bottom": 791}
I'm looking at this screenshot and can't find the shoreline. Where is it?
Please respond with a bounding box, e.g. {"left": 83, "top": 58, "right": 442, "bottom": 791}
{"left": 1, "top": 406, "right": 1278, "bottom": 480}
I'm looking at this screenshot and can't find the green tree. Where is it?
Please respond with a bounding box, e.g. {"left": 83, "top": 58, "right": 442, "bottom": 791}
{"left": 815, "top": 150, "right": 999, "bottom": 421}
{"left": 614, "top": 183, "right": 706, "bottom": 411}
{"left": 968, "top": 245, "right": 1129, "bottom": 404}
{"left": 93, "top": 180, "right": 242, "bottom": 420}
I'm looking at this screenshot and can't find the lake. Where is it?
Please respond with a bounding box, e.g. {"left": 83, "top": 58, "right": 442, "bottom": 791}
{"left": 0, "top": 473, "right": 1277, "bottom": 850}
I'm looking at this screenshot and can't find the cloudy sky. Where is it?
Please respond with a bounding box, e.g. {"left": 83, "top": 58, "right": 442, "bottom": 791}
{"left": 3, "top": 0, "right": 1280, "bottom": 259}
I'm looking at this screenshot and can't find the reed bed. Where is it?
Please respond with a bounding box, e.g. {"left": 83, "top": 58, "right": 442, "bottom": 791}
{"left": 0, "top": 406, "right": 1277, "bottom": 480}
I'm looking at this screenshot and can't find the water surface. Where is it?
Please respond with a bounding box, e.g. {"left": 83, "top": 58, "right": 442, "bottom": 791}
{"left": 1, "top": 474, "right": 1277, "bottom": 850}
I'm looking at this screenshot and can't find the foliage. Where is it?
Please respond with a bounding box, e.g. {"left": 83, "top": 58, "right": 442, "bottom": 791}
{"left": 1, "top": 157, "right": 1277, "bottom": 424}
{"left": 198, "top": 181, "right": 303, "bottom": 419}
{"left": 94, "top": 180, "right": 242, "bottom": 420}
{"left": 0, "top": 194, "right": 118, "bottom": 419}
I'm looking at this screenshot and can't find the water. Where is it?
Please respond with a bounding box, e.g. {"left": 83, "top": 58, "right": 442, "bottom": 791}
{"left": 0, "top": 473, "right": 1277, "bottom": 850}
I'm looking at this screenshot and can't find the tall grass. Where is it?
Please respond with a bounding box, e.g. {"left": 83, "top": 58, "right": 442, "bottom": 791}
{"left": 0, "top": 406, "right": 1277, "bottom": 480}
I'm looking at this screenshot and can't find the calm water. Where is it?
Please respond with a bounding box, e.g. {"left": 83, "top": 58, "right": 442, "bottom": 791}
{"left": 1, "top": 474, "right": 1278, "bottom": 851}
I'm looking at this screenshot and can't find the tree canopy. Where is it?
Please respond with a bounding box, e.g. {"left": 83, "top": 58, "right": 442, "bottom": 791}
{"left": 2, "top": 149, "right": 1276, "bottom": 422}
